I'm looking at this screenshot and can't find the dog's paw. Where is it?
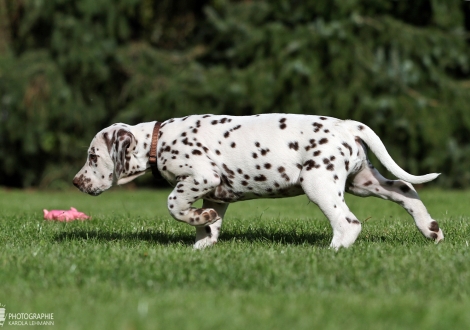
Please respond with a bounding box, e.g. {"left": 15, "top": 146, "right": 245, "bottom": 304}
{"left": 193, "top": 236, "right": 217, "bottom": 250}
{"left": 428, "top": 220, "right": 444, "bottom": 243}
{"left": 193, "top": 208, "right": 219, "bottom": 226}
{"left": 431, "top": 229, "right": 444, "bottom": 244}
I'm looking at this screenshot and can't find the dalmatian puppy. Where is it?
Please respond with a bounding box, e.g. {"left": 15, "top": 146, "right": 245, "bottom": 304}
{"left": 73, "top": 114, "right": 444, "bottom": 249}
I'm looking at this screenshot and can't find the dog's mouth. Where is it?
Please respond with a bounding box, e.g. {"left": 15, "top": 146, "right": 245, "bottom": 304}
{"left": 73, "top": 184, "right": 103, "bottom": 196}
{"left": 72, "top": 175, "right": 105, "bottom": 196}
{"left": 88, "top": 190, "right": 103, "bottom": 196}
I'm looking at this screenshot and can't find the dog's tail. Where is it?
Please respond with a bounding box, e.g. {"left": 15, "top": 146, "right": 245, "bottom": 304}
{"left": 343, "top": 120, "right": 440, "bottom": 184}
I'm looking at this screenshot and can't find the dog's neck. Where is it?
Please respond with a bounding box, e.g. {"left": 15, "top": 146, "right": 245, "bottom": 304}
{"left": 113, "top": 121, "right": 162, "bottom": 186}
{"left": 127, "top": 121, "right": 159, "bottom": 172}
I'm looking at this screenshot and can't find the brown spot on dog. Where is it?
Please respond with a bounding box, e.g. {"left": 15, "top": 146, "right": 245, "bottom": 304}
{"left": 304, "top": 160, "right": 319, "bottom": 171}
{"left": 363, "top": 181, "right": 373, "bottom": 186}
{"left": 223, "top": 164, "right": 235, "bottom": 177}
{"left": 342, "top": 142, "right": 353, "bottom": 155}
{"left": 254, "top": 175, "right": 267, "bottom": 181}
{"left": 289, "top": 142, "right": 299, "bottom": 150}
{"left": 429, "top": 221, "right": 440, "bottom": 232}
{"left": 102, "top": 132, "right": 115, "bottom": 152}
{"left": 319, "top": 138, "right": 328, "bottom": 144}
{"left": 313, "top": 122, "right": 323, "bottom": 133}
{"left": 400, "top": 185, "right": 411, "bottom": 193}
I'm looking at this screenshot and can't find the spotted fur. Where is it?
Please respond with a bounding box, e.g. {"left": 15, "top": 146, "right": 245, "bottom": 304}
{"left": 73, "top": 114, "right": 443, "bottom": 249}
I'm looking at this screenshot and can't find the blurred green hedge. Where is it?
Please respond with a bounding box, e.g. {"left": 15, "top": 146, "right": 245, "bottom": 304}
{"left": 0, "top": 0, "right": 469, "bottom": 189}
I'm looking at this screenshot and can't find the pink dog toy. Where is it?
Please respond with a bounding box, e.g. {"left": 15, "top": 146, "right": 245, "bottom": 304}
{"left": 43, "top": 207, "right": 91, "bottom": 222}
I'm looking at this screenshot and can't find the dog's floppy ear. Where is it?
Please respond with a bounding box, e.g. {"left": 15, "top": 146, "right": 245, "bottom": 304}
{"left": 112, "top": 129, "right": 146, "bottom": 185}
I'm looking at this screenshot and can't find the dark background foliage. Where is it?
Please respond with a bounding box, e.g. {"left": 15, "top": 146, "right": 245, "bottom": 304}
{"left": 0, "top": 0, "right": 469, "bottom": 189}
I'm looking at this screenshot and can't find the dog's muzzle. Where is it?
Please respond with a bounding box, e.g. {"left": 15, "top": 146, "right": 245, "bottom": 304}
{"left": 72, "top": 175, "right": 102, "bottom": 196}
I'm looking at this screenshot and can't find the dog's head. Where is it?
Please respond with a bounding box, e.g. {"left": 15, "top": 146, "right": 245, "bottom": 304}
{"left": 73, "top": 124, "right": 146, "bottom": 195}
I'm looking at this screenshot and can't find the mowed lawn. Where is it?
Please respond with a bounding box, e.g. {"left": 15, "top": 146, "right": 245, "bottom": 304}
{"left": 0, "top": 187, "right": 469, "bottom": 330}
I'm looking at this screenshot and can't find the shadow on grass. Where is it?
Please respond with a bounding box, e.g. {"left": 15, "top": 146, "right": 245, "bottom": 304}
{"left": 223, "top": 229, "right": 331, "bottom": 247}
{"left": 53, "top": 229, "right": 195, "bottom": 245}
{"left": 53, "top": 228, "right": 331, "bottom": 247}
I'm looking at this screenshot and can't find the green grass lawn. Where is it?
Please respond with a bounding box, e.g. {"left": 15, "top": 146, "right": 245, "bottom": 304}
{"left": 0, "top": 187, "right": 469, "bottom": 329}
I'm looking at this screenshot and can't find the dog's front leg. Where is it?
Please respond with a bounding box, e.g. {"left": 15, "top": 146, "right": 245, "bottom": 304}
{"left": 167, "top": 175, "right": 222, "bottom": 226}
{"left": 194, "top": 200, "right": 229, "bottom": 249}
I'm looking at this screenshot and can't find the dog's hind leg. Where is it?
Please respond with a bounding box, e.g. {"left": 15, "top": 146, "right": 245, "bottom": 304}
{"left": 194, "top": 200, "right": 229, "bottom": 249}
{"left": 300, "top": 170, "right": 362, "bottom": 249}
{"left": 346, "top": 163, "right": 444, "bottom": 243}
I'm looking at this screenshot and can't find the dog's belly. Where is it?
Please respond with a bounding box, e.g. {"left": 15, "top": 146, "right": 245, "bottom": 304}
{"left": 203, "top": 182, "right": 305, "bottom": 203}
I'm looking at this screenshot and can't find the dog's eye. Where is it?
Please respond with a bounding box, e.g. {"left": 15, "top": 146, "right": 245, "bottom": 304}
{"left": 89, "top": 154, "right": 98, "bottom": 162}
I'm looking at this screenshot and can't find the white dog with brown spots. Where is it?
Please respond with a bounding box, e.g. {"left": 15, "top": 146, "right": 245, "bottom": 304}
{"left": 73, "top": 114, "right": 444, "bottom": 249}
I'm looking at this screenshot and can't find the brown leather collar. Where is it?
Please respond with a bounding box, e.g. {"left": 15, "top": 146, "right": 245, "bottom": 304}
{"left": 149, "top": 122, "right": 162, "bottom": 178}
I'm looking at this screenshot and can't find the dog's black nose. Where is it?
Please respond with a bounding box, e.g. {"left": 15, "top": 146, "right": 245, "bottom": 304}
{"left": 72, "top": 177, "right": 80, "bottom": 188}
